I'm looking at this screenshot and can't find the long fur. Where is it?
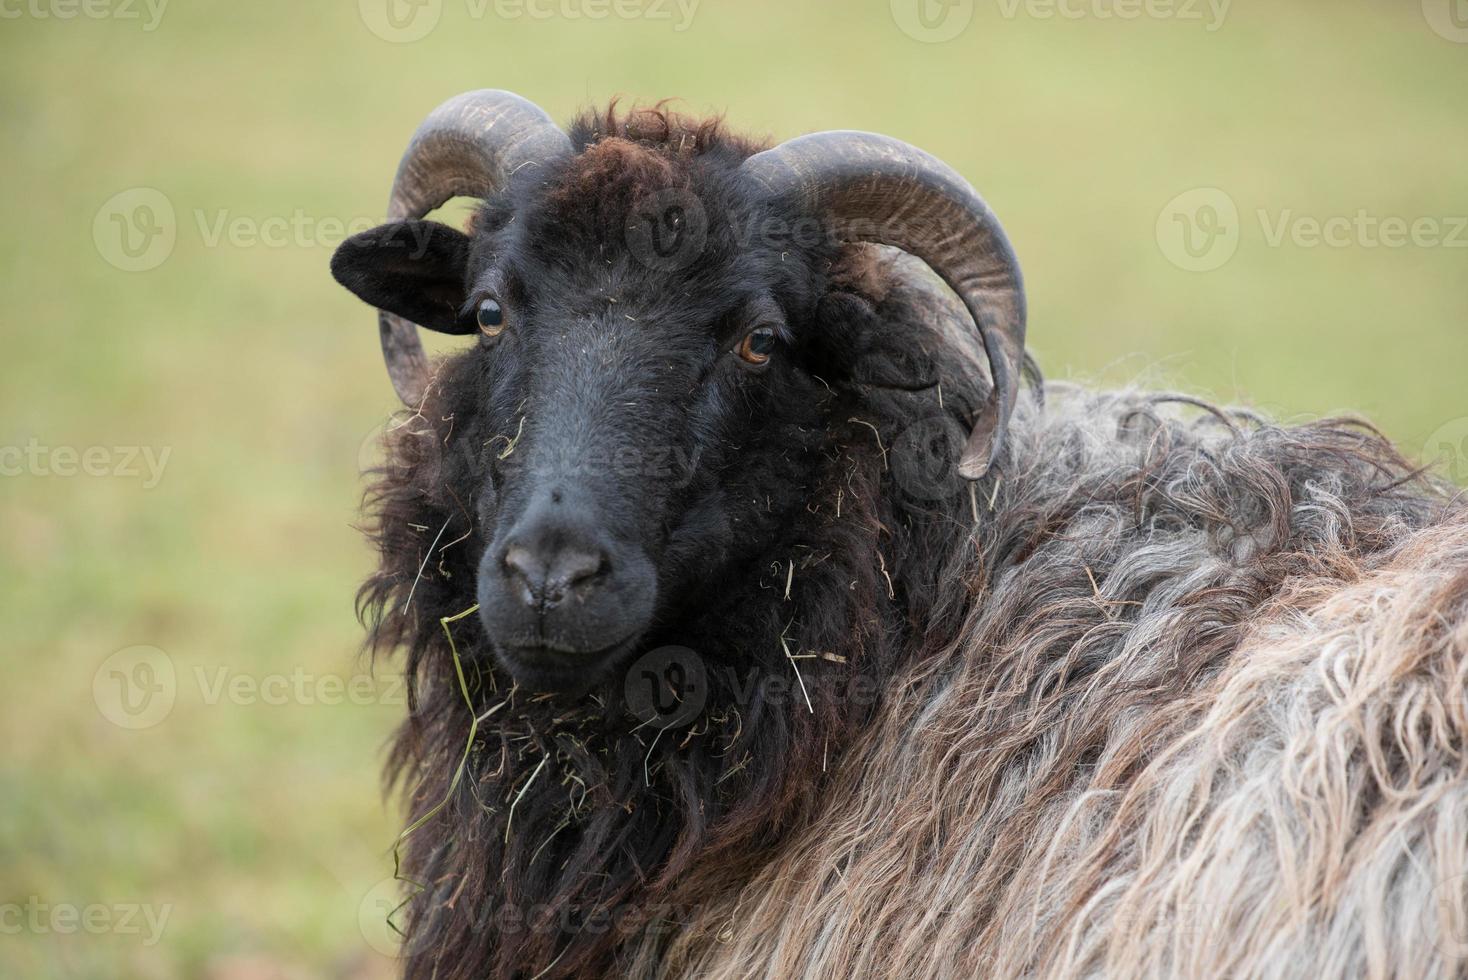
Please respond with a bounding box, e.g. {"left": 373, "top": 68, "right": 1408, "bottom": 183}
{"left": 628, "top": 388, "right": 1468, "bottom": 979}
{"left": 353, "top": 104, "right": 1468, "bottom": 979}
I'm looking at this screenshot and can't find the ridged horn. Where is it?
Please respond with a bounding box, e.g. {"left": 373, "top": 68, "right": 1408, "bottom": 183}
{"left": 377, "top": 89, "right": 571, "bottom": 405}
{"left": 741, "top": 132, "right": 1026, "bottom": 479}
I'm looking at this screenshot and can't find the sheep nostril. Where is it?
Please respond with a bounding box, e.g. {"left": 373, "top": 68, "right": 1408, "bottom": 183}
{"left": 556, "top": 550, "right": 604, "bottom": 589}
{"left": 503, "top": 545, "right": 532, "bottom": 578}
{"left": 501, "top": 542, "right": 606, "bottom": 607}
{"left": 502, "top": 545, "right": 543, "bottom": 604}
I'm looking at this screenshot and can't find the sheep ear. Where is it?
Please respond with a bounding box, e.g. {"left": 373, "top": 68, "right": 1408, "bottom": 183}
{"left": 331, "top": 220, "right": 475, "bottom": 335}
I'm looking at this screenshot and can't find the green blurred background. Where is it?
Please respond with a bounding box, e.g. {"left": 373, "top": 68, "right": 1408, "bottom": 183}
{"left": 1, "top": 0, "right": 1463, "bottom": 976}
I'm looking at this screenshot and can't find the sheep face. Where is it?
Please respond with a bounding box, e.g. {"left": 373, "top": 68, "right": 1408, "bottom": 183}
{"left": 333, "top": 101, "right": 1028, "bottom": 979}
{"left": 335, "top": 134, "right": 846, "bottom": 691}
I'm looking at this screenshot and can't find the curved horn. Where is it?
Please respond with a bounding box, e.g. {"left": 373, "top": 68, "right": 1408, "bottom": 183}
{"left": 378, "top": 90, "right": 571, "bottom": 405}
{"left": 741, "top": 132, "right": 1026, "bottom": 480}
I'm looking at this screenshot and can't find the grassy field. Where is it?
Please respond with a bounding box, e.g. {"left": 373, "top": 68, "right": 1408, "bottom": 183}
{"left": 0, "top": 1, "right": 1464, "bottom": 976}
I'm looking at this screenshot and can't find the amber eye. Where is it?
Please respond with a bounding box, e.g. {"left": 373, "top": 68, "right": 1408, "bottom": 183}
{"left": 477, "top": 298, "right": 506, "bottom": 337}
{"left": 736, "top": 327, "right": 777, "bottom": 366}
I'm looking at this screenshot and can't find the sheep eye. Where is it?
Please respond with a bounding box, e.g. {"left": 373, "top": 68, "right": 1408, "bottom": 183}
{"left": 737, "top": 327, "right": 777, "bottom": 366}
{"left": 477, "top": 298, "right": 506, "bottom": 337}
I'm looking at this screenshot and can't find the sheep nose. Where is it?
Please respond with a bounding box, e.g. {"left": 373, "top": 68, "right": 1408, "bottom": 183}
{"left": 477, "top": 488, "right": 659, "bottom": 688}
{"left": 501, "top": 539, "right": 606, "bottom": 609}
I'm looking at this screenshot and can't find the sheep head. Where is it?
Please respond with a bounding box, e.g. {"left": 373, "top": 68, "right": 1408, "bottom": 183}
{"left": 331, "top": 90, "right": 1025, "bottom": 693}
